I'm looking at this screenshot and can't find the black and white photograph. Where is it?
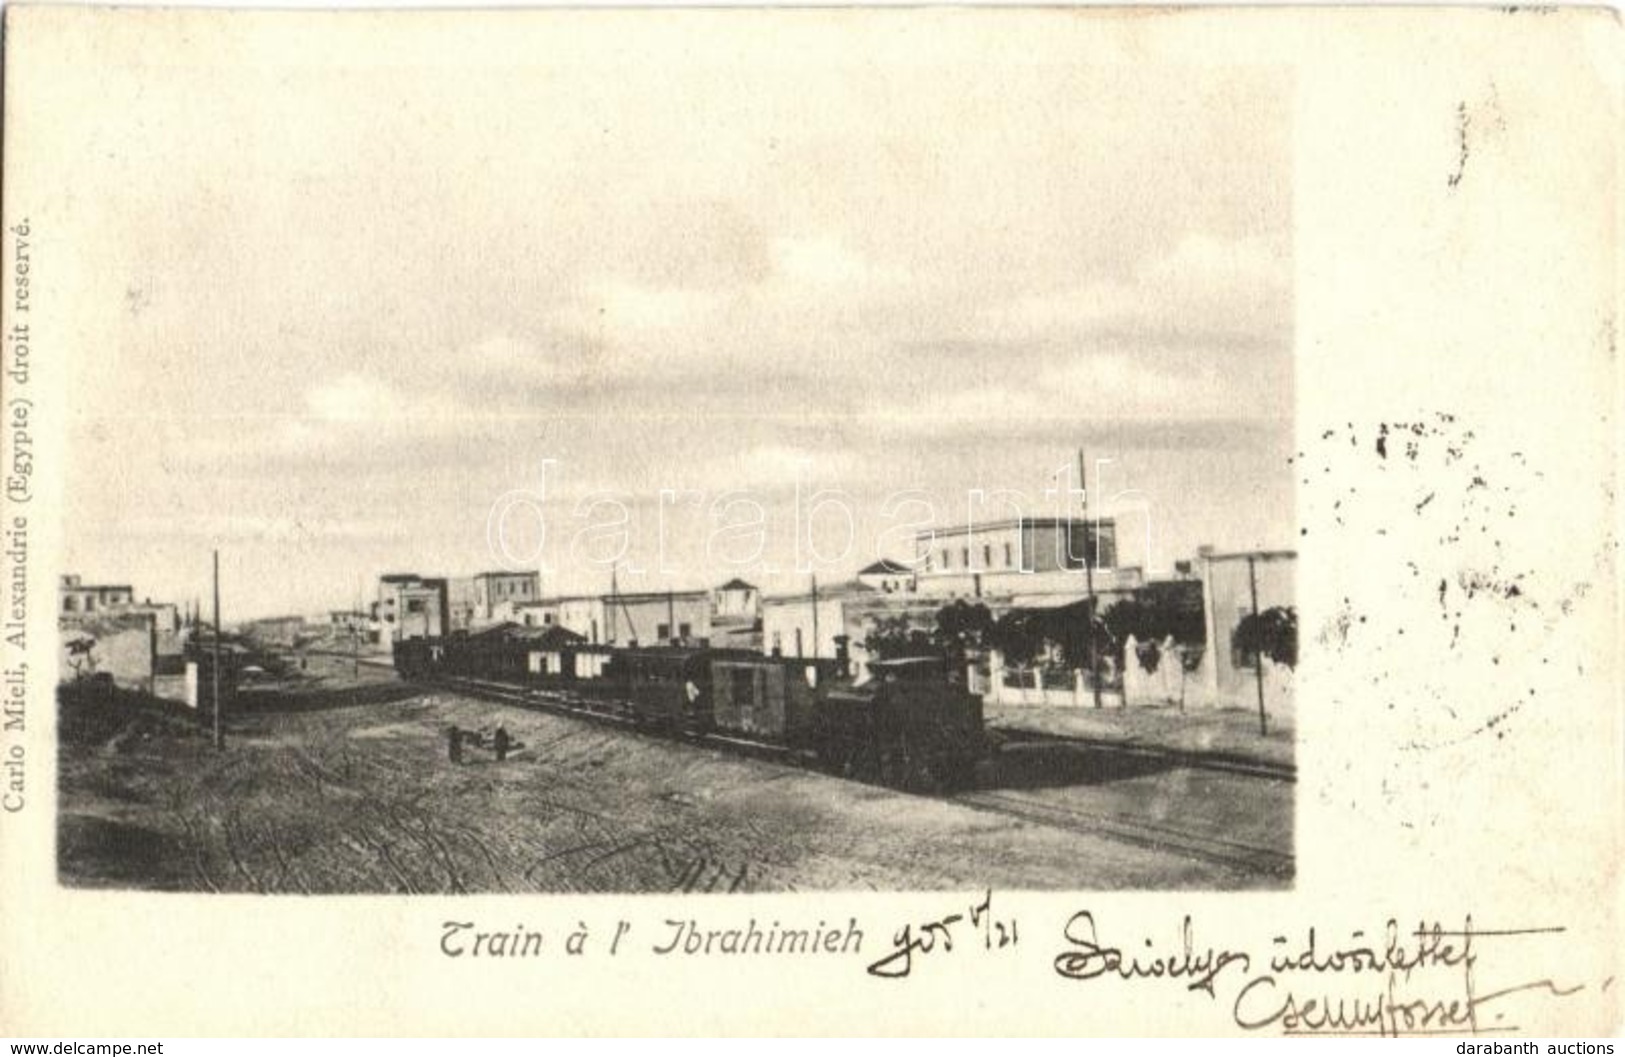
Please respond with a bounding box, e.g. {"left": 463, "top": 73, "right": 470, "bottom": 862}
{"left": 46, "top": 20, "right": 1295, "bottom": 896}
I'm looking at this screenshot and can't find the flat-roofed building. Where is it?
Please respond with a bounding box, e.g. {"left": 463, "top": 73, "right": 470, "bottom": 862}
{"left": 375, "top": 573, "right": 450, "bottom": 642}
{"left": 59, "top": 574, "right": 134, "bottom": 616}
{"left": 913, "top": 517, "right": 1132, "bottom": 598}
{"left": 547, "top": 590, "right": 713, "bottom": 647}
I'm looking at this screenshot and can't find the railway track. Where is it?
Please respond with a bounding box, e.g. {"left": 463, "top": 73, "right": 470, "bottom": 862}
{"left": 953, "top": 788, "right": 1293, "bottom": 880}
{"left": 427, "top": 674, "right": 1294, "bottom": 881}
{"left": 991, "top": 730, "right": 1295, "bottom": 783}
{"left": 426, "top": 675, "right": 801, "bottom": 766}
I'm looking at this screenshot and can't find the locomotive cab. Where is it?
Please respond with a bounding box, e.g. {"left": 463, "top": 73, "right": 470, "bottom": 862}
{"left": 815, "top": 656, "right": 985, "bottom": 792}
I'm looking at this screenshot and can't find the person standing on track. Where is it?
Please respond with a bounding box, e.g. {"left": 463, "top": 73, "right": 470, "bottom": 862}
{"left": 447, "top": 724, "right": 463, "bottom": 764}
{"left": 493, "top": 725, "right": 511, "bottom": 762}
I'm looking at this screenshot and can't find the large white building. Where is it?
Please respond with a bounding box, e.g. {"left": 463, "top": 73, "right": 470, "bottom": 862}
{"left": 912, "top": 516, "right": 1137, "bottom": 599}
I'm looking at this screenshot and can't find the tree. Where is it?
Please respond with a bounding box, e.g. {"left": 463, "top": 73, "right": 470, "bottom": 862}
{"left": 987, "top": 609, "right": 1046, "bottom": 668}
{"left": 934, "top": 601, "right": 994, "bottom": 663}
{"left": 1103, "top": 588, "right": 1207, "bottom": 674}
{"left": 64, "top": 634, "right": 98, "bottom": 679}
{"left": 988, "top": 604, "right": 1110, "bottom": 671}
{"left": 1233, "top": 606, "right": 1298, "bottom": 669}
{"left": 858, "top": 614, "right": 935, "bottom": 661}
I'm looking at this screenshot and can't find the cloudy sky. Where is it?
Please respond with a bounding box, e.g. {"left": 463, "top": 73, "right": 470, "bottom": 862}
{"left": 58, "top": 15, "right": 1294, "bottom": 618}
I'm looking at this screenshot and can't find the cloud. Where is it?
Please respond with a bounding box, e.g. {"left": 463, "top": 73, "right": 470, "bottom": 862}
{"left": 770, "top": 235, "right": 905, "bottom": 288}
{"left": 597, "top": 196, "right": 773, "bottom": 292}
{"left": 306, "top": 374, "right": 406, "bottom": 423}
{"left": 969, "top": 233, "right": 1290, "bottom": 351}
{"left": 694, "top": 443, "right": 869, "bottom": 493}
{"left": 111, "top": 513, "right": 414, "bottom": 545}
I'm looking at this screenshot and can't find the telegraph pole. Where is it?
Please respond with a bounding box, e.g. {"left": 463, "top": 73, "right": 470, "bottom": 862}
{"left": 1248, "top": 555, "right": 1267, "bottom": 736}
{"left": 352, "top": 575, "right": 361, "bottom": 679}
{"left": 211, "top": 550, "right": 222, "bottom": 750}
{"left": 611, "top": 565, "right": 637, "bottom": 646}
{"left": 810, "top": 573, "right": 820, "bottom": 660}
{"left": 1078, "top": 449, "right": 1103, "bottom": 709}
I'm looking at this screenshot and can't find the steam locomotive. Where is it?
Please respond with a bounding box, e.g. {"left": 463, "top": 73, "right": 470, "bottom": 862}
{"left": 393, "top": 624, "right": 986, "bottom": 791}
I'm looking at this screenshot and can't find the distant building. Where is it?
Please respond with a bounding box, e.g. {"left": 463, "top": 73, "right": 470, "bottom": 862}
{"left": 472, "top": 571, "right": 540, "bottom": 620}
{"left": 446, "top": 577, "right": 479, "bottom": 632}
{"left": 511, "top": 599, "right": 560, "bottom": 629}
{"left": 375, "top": 574, "right": 450, "bottom": 642}
{"left": 713, "top": 578, "right": 760, "bottom": 621}
{"left": 122, "top": 601, "right": 183, "bottom": 666}
{"left": 242, "top": 615, "right": 307, "bottom": 648}
{"left": 549, "top": 590, "right": 712, "bottom": 647}
{"left": 761, "top": 585, "right": 949, "bottom": 680}
{"left": 59, "top": 576, "right": 184, "bottom": 679}
{"left": 912, "top": 517, "right": 1137, "bottom": 599}
{"left": 608, "top": 591, "right": 712, "bottom": 647}
{"left": 328, "top": 609, "right": 378, "bottom": 646}
{"left": 760, "top": 583, "right": 857, "bottom": 662}
{"left": 59, "top": 574, "right": 134, "bottom": 616}
{"left": 856, "top": 559, "right": 917, "bottom": 594}
{"left": 444, "top": 571, "right": 541, "bottom": 631}
{"left": 711, "top": 579, "right": 762, "bottom": 650}
{"left": 60, "top": 611, "right": 158, "bottom": 693}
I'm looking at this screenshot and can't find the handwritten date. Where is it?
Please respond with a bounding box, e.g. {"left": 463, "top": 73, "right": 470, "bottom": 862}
{"left": 867, "top": 891, "right": 1018, "bottom": 978}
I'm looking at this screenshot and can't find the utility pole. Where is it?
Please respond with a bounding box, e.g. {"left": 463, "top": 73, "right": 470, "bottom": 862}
{"left": 352, "top": 575, "right": 361, "bottom": 679}
{"left": 810, "top": 573, "right": 820, "bottom": 661}
{"left": 611, "top": 566, "right": 637, "bottom": 646}
{"left": 1078, "top": 448, "right": 1103, "bottom": 709}
{"left": 211, "top": 550, "right": 222, "bottom": 750}
{"left": 1248, "top": 555, "right": 1268, "bottom": 736}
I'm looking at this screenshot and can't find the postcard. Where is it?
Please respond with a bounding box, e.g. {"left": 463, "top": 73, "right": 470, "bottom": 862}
{"left": 0, "top": 5, "right": 1618, "bottom": 1036}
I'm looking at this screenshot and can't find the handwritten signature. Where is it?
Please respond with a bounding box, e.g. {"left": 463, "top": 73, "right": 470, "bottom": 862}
{"left": 1053, "top": 912, "right": 1586, "bottom": 1037}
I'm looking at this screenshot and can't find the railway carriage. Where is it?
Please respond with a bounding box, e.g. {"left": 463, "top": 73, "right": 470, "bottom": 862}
{"left": 708, "top": 654, "right": 844, "bottom": 748}
{"left": 604, "top": 646, "right": 724, "bottom": 732}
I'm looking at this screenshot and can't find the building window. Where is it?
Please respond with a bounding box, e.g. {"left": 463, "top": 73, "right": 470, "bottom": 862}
{"left": 657, "top": 622, "right": 670, "bottom": 641}
{"left": 406, "top": 599, "right": 425, "bottom": 613}
{"left": 1004, "top": 542, "right": 1013, "bottom": 567}
{"left": 679, "top": 622, "right": 691, "bottom": 640}
{"left": 794, "top": 627, "right": 804, "bottom": 657}
{"left": 63, "top": 596, "right": 77, "bottom": 612}
{"left": 962, "top": 547, "right": 970, "bottom": 568}
{"left": 983, "top": 544, "right": 992, "bottom": 568}
{"left": 941, "top": 549, "right": 951, "bottom": 569}
{"left": 543, "top": 613, "right": 553, "bottom": 625}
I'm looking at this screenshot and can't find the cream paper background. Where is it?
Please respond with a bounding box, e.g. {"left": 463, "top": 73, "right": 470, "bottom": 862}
{"left": 0, "top": 5, "right": 1619, "bottom": 1036}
